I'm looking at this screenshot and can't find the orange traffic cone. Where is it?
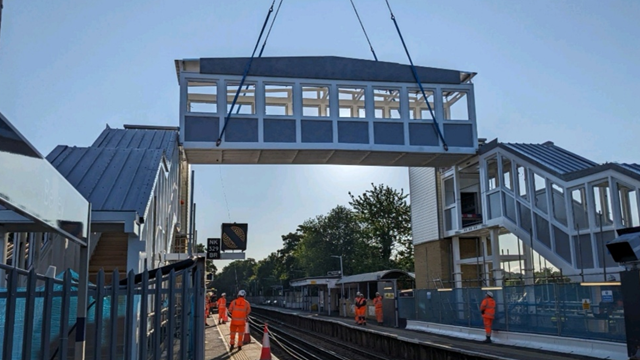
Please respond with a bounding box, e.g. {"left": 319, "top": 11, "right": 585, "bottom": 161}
{"left": 243, "top": 321, "right": 252, "bottom": 344}
{"left": 259, "top": 324, "right": 271, "bottom": 360}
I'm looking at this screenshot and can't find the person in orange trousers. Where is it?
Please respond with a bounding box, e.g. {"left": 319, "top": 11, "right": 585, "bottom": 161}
{"left": 228, "top": 290, "right": 251, "bottom": 351}
{"left": 217, "top": 293, "right": 228, "bottom": 324}
{"left": 373, "top": 292, "right": 383, "bottom": 325}
{"left": 480, "top": 291, "right": 496, "bottom": 343}
{"left": 354, "top": 292, "right": 367, "bottom": 325}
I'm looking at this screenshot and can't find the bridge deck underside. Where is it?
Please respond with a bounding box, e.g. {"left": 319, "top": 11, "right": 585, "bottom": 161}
{"left": 184, "top": 148, "right": 472, "bottom": 167}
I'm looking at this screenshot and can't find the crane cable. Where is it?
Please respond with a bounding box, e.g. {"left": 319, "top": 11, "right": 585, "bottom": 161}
{"left": 349, "top": 0, "right": 378, "bottom": 61}
{"left": 217, "top": 0, "right": 277, "bottom": 147}
{"left": 384, "top": 0, "right": 449, "bottom": 151}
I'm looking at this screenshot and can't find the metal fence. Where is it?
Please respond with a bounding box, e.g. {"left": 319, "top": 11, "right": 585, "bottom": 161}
{"left": 398, "top": 283, "right": 626, "bottom": 343}
{"left": 0, "top": 258, "right": 205, "bottom": 359}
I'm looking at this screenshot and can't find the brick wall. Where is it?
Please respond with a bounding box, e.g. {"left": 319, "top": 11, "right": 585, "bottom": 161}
{"left": 414, "top": 239, "right": 452, "bottom": 289}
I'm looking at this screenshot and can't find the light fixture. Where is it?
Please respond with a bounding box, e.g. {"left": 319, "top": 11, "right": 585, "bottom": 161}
{"left": 580, "top": 282, "right": 621, "bottom": 286}
{"left": 481, "top": 287, "right": 503, "bottom": 291}
{"left": 437, "top": 288, "right": 453, "bottom": 292}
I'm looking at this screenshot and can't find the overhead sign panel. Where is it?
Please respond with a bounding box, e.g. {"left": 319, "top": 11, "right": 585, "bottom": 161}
{"left": 0, "top": 112, "right": 89, "bottom": 242}
{"left": 221, "top": 223, "right": 248, "bottom": 251}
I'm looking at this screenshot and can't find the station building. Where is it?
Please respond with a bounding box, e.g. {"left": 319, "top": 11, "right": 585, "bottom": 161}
{"left": 410, "top": 139, "right": 638, "bottom": 288}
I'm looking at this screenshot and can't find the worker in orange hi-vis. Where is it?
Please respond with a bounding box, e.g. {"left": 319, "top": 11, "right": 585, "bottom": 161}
{"left": 217, "top": 293, "right": 228, "bottom": 324}
{"left": 228, "top": 290, "right": 251, "bottom": 351}
{"left": 373, "top": 292, "right": 383, "bottom": 325}
{"left": 354, "top": 292, "right": 367, "bottom": 326}
{"left": 480, "top": 291, "right": 496, "bottom": 343}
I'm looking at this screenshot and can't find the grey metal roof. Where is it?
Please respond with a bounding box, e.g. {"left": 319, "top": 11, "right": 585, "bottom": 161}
{"left": 193, "top": 56, "right": 475, "bottom": 84}
{"left": 336, "top": 270, "right": 415, "bottom": 285}
{"left": 502, "top": 142, "right": 598, "bottom": 175}
{"left": 621, "top": 163, "right": 640, "bottom": 177}
{"left": 45, "top": 126, "right": 178, "bottom": 214}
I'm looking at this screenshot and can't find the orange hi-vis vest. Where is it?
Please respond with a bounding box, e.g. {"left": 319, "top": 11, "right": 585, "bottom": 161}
{"left": 229, "top": 297, "right": 251, "bottom": 325}
{"left": 217, "top": 297, "right": 226, "bottom": 309}
{"left": 480, "top": 296, "right": 496, "bottom": 319}
{"left": 373, "top": 296, "right": 383, "bottom": 310}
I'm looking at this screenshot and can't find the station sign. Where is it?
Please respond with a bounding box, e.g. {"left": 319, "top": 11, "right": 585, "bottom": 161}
{"left": 221, "top": 223, "right": 248, "bottom": 251}
{"left": 207, "top": 238, "right": 221, "bottom": 260}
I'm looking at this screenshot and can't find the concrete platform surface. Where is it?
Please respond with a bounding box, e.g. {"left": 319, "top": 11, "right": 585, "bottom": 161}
{"left": 204, "top": 313, "right": 278, "bottom": 360}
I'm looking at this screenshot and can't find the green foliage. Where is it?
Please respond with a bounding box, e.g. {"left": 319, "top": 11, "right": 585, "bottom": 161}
{"left": 212, "top": 258, "right": 256, "bottom": 297}
{"left": 196, "top": 243, "right": 217, "bottom": 275}
{"left": 349, "top": 183, "right": 413, "bottom": 271}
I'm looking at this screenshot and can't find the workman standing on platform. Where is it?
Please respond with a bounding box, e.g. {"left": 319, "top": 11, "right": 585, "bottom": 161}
{"left": 228, "top": 290, "right": 251, "bottom": 350}
{"left": 217, "top": 293, "right": 228, "bottom": 324}
{"left": 480, "top": 291, "right": 496, "bottom": 343}
{"left": 354, "top": 292, "right": 367, "bottom": 326}
{"left": 373, "top": 292, "right": 383, "bottom": 325}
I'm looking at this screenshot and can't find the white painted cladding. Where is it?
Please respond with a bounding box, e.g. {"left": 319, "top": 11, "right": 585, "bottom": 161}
{"left": 409, "top": 167, "right": 440, "bottom": 245}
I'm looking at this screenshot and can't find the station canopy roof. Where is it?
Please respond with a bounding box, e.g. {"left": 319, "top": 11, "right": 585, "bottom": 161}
{"left": 336, "top": 270, "right": 415, "bottom": 285}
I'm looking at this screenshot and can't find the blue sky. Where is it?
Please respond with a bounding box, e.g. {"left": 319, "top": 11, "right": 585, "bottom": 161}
{"left": 1, "top": 1, "right": 639, "bottom": 270}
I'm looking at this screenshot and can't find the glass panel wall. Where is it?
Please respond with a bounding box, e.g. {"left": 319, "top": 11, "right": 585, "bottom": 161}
{"left": 226, "top": 82, "right": 256, "bottom": 114}
{"left": 338, "top": 87, "right": 366, "bottom": 118}
{"left": 373, "top": 88, "right": 401, "bottom": 119}
{"left": 618, "top": 183, "right": 639, "bottom": 228}
{"left": 533, "top": 172, "right": 547, "bottom": 213}
{"left": 502, "top": 157, "right": 512, "bottom": 191}
{"left": 571, "top": 187, "right": 589, "bottom": 230}
{"left": 551, "top": 182, "right": 567, "bottom": 226}
{"left": 593, "top": 181, "right": 613, "bottom": 227}
{"left": 444, "top": 178, "right": 455, "bottom": 207}
{"left": 302, "top": 86, "right": 330, "bottom": 117}
{"left": 408, "top": 89, "right": 435, "bottom": 120}
{"left": 265, "top": 84, "right": 293, "bottom": 116}
{"left": 486, "top": 156, "right": 499, "bottom": 191}
{"left": 187, "top": 81, "right": 217, "bottom": 113}
{"left": 517, "top": 164, "right": 529, "bottom": 201}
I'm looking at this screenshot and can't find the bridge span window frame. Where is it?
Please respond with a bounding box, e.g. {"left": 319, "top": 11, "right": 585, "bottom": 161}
{"left": 186, "top": 80, "right": 218, "bottom": 114}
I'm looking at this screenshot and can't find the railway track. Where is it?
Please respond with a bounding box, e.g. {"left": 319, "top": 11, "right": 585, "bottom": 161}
{"left": 249, "top": 312, "right": 390, "bottom": 360}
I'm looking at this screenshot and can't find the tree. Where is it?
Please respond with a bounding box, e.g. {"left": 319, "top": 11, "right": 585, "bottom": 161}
{"left": 349, "top": 183, "right": 413, "bottom": 271}
{"left": 275, "top": 232, "right": 304, "bottom": 283}
{"left": 196, "top": 243, "right": 218, "bottom": 276}
{"left": 213, "top": 259, "right": 256, "bottom": 297}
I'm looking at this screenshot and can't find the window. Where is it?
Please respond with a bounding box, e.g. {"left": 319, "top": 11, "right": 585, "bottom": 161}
{"left": 408, "top": 89, "right": 435, "bottom": 120}
{"left": 592, "top": 181, "right": 613, "bottom": 227}
{"left": 517, "top": 165, "right": 529, "bottom": 201}
{"left": 618, "top": 183, "right": 639, "bottom": 228}
{"left": 486, "top": 156, "right": 499, "bottom": 191}
{"left": 302, "top": 86, "right": 330, "bottom": 117}
{"left": 551, "top": 182, "right": 567, "bottom": 226}
{"left": 571, "top": 187, "right": 589, "bottom": 230}
{"left": 265, "top": 84, "right": 293, "bottom": 116}
{"left": 533, "top": 172, "right": 547, "bottom": 213}
{"left": 338, "top": 87, "right": 366, "bottom": 118}
{"left": 373, "top": 88, "right": 400, "bottom": 119}
{"left": 226, "top": 82, "right": 256, "bottom": 115}
{"left": 442, "top": 90, "right": 469, "bottom": 120}
{"left": 444, "top": 178, "right": 455, "bottom": 206}
{"left": 187, "top": 81, "right": 217, "bottom": 113}
{"left": 502, "top": 157, "right": 512, "bottom": 190}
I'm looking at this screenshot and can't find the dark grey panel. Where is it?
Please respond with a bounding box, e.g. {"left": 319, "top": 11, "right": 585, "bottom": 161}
{"left": 408, "top": 123, "right": 439, "bottom": 146}
{"left": 554, "top": 226, "right": 572, "bottom": 265}
{"left": 374, "top": 122, "right": 404, "bottom": 145}
{"left": 264, "top": 119, "right": 296, "bottom": 143}
{"left": 573, "top": 233, "right": 594, "bottom": 269}
{"left": 444, "top": 123, "right": 474, "bottom": 148}
{"left": 338, "top": 121, "right": 369, "bottom": 144}
{"left": 535, "top": 213, "right": 551, "bottom": 249}
{"left": 301, "top": 120, "right": 332, "bottom": 143}
{"left": 225, "top": 118, "right": 258, "bottom": 143}
{"left": 184, "top": 116, "right": 219, "bottom": 142}
{"left": 199, "top": 56, "right": 464, "bottom": 84}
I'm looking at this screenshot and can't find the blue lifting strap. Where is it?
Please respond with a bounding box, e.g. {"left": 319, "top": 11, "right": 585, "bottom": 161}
{"left": 384, "top": 0, "right": 449, "bottom": 151}
{"left": 217, "top": 0, "right": 276, "bottom": 147}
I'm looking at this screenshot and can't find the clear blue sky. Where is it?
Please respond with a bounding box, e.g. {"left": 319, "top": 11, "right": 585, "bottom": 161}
{"left": 1, "top": 0, "right": 638, "bottom": 270}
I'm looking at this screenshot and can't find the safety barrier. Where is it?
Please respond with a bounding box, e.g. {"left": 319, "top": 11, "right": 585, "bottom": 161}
{"left": 0, "top": 258, "right": 205, "bottom": 359}
{"left": 398, "top": 283, "right": 625, "bottom": 343}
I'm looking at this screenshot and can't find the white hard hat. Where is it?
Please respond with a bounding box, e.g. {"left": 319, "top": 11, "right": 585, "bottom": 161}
{"left": 222, "top": 293, "right": 226, "bottom": 296}
{"left": 486, "top": 291, "right": 493, "bottom": 297}
{"left": 238, "top": 290, "right": 246, "bottom": 297}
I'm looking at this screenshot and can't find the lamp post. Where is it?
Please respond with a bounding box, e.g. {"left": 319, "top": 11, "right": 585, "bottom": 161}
{"left": 331, "top": 255, "right": 346, "bottom": 317}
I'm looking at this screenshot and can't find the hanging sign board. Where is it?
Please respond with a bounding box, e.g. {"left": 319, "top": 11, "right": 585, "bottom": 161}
{"left": 221, "top": 223, "right": 248, "bottom": 251}
{"left": 207, "top": 238, "right": 221, "bottom": 260}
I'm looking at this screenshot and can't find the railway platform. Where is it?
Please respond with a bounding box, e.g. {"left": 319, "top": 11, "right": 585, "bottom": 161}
{"left": 253, "top": 305, "right": 619, "bottom": 360}
{"left": 205, "top": 314, "right": 279, "bottom": 360}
